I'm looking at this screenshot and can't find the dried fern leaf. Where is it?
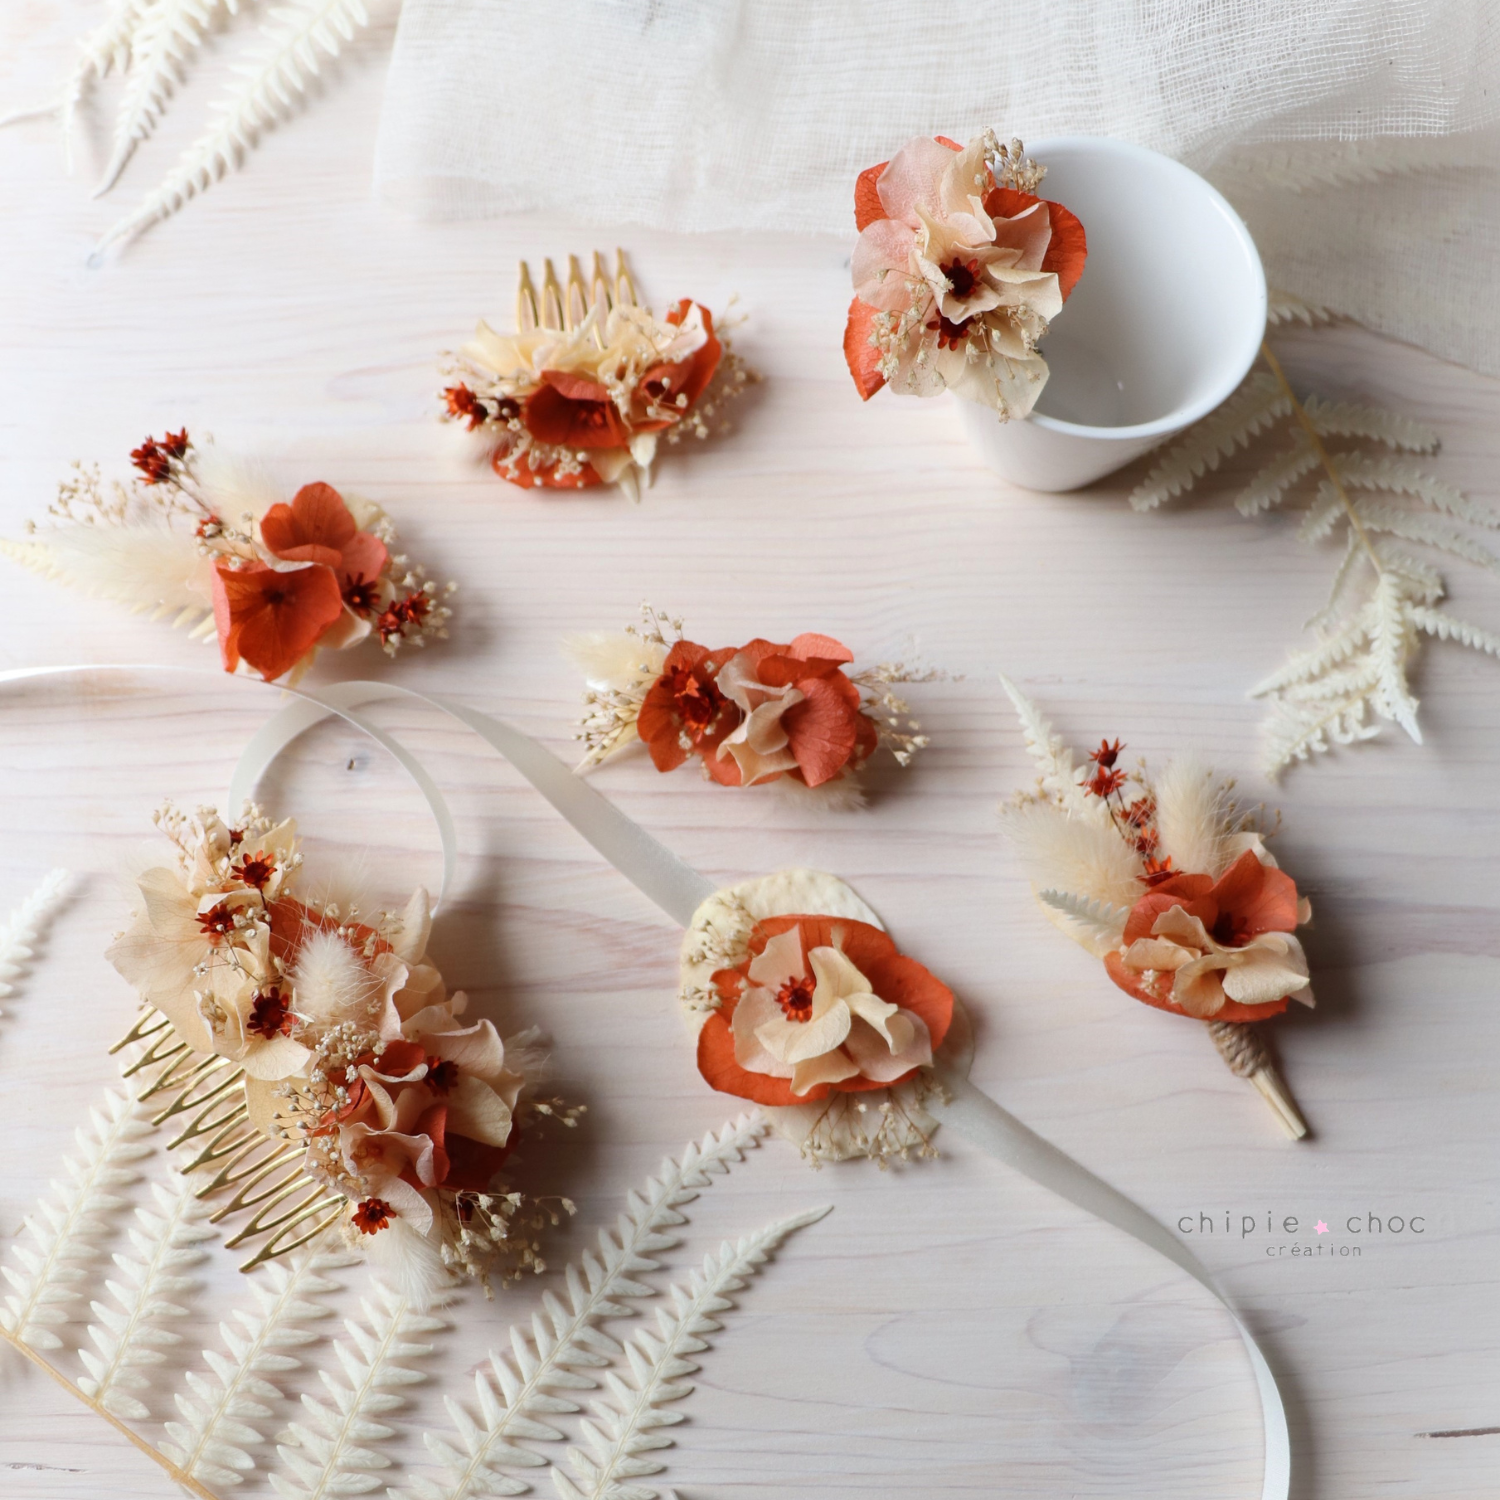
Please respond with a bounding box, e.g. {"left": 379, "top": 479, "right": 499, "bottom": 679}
{"left": 1, "top": 1088, "right": 157, "bottom": 1351}
{"left": 1353, "top": 495, "right": 1500, "bottom": 571}
{"left": 95, "top": 0, "right": 371, "bottom": 257}
{"left": 1338, "top": 453, "right": 1500, "bottom": 529}
{"left": 1235, "top": 436, "right": 1318, "bottom": 517}
{"left": 75, "top": 1170, "right": 216, "bottom": 1420}
{"left": 270, "top": 1278, "right": 445, "bottom": 1499}
{"left": 1303, "top": 396, "right": 1437, "bottom": 454}
{"left": 1407, "top": 604, "right": 1500, "bottom": 657}
{"left": 1265, "top": 289, "right": 1334, "bottom": 327}
{"left": 1034, "top": 889, "right": 1127, "bottom": 952}
{"left": 96, "top": 0, "right": 238, "bottom": 197}
{"left": 998, "top": 676, "right": 1093, "bottom": 815}
{"left": 1128, "top": 371, "right": 1287, "bottom": 511}
{"left": 0, "top": 868, "right": 68, "bottom": 1002}
{"left": 161, "top": 1246, "right": 355, "bottom": 1489}
{"left": 395, "top": 1113, "right": 768, "bottom": 1500}
{"left": 550, "top": 1205, "right": 831, "bottom": 1500}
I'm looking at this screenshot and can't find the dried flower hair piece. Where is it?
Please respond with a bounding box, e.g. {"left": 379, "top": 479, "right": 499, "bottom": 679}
{"left": 845, "top": 130, "right": 1087, "bottom": 421}
{"left": 1000, "top": 679, "right": 1311, "bottom": 1138}
{"left": 106, "top": 803, "right": 580, "bottom": 1295}
{"left": 441, "top": 251, "right": 753, "bottom": 500}
{"left": 566, "top": 605, "right": 933, "bottom": 801}
{"left": 2, "top": 429, "right": 454, "bottom": 684}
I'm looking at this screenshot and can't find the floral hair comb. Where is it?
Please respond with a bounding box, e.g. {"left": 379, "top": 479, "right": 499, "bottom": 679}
{"left": 441, "top": 250, "right": 752, "bottom": 500}
{"left": 845, "top": 131, "right": 1087, "bottom": 421}
{"left": 1000, "top": 680, "right": 1311, "bottom": 1138}
{"left": 566, "top": 606, "right": 933, "bottom": 800}
{"left": 107, "top": 803, "right": 578, "bottom": 1293}
{"left": 1, "top": 430, "right": 453, "bottom": 685}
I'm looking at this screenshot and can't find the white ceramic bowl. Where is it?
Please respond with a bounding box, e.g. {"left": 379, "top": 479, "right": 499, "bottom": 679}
{"left": 960, "top": 136, "right": 1266, "bottom": 492}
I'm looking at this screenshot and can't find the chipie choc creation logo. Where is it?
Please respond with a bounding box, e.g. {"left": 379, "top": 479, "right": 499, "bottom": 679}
{"left": 1178, "top": 1208, "right": 1428, "bottom": 1257}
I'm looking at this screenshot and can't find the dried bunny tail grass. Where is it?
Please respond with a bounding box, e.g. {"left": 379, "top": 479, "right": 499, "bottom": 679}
{"left": 192, "top": 441, "right": 286, "bottom": 525}
{"left": 770, "top": 771, "right": 867, "bottom": 814}
{"left": 1001, "top": 799, "right": 1143, "bottom": 913}
{"left": 502, "top": 1024, "right": 552, "bottom": 1089}
{"left": 563, "top": 629, "right": 668, "bottom": 691}
{"left": 360, "top": 1219, "right": 454, "bottom": 1311}
{"left": 290, "top": 931, "right": 379, "bottom": 1026}
{"left": 1152, "top": 756, "right": 1239, "bottom": 880}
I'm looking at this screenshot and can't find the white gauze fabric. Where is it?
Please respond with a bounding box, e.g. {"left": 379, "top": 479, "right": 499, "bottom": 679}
{"left": 374, "top": 0, "right": 1500, "bottom": 373}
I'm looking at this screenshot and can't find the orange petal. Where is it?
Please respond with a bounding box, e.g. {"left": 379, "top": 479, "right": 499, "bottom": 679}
{"left": 844, "top": 297, "right": 886, "bottom": 401}
{"left": 984, "top": 186, "right": 1088, "bottom": 301}
{"left": 492, "top": 450, "right": 603, "bottom": 489}
{"left": 211, "top": 560, "right": 345, "bottom": 681}
{"left": 854, "top": 162, "right": 887, "bottom": 231}
{"left": 781, "top": 676, "right": 861, "bottom": 787}
{"left": 787, "top": 632, "right": 854, "bottom": 665}
{"left": 1213, "top": 850, "right": 1301, "bottom": 936}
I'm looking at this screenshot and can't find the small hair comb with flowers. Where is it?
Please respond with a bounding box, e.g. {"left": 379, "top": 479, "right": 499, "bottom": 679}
{"left": 1, "top": 430, "right": 454, "bottom": 685}
{"left": 1000, "top": 679, "right": 1312, "bottom": 1138}
{"left": 441, "top": 251, "right": 752, "bottom": 500}
{"left": 845, "top": 131, "right": 1087, "bottom": 421}
{"left": 565, "top": 606, "right": 933, "bottom": 801}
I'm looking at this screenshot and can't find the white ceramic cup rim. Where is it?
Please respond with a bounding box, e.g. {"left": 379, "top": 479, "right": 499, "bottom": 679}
{"left": 1025, "top": 135, "right": 1266, "bottom": 442}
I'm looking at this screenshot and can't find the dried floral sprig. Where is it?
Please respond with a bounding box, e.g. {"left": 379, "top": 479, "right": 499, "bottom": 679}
{"left": 1001, "top": 679, "right": 1311, "bottom": 1138}
{"left": 441, "top": 251, "right": 754, "bottom": 500}
{"left": 1130, "top": 338, "right": 1500, "bottom": 775}
{"left": 0, "top": 868, "right": 68, "bottom": 1008}
{"left": 566, "top": 604, "right": 932, "bottom": 800}
{"left": 1, "top": 428, "right": 454, "bottom": 684}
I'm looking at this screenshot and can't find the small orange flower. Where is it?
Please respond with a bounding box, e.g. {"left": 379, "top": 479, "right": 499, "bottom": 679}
{"left": 246, "top": 986, "right": 294, "bottom": 1040}
{"left": 211, "top": 560, "right": 346, "bottom": 681}
{"left": 351, "top": 1197, "right": 394, "bottom": 1234}
{"left": 636, "top": 641, "right": 740, "bottom": 772}
{"left": 233, "top": 852, "right": 276, "bottom": 889}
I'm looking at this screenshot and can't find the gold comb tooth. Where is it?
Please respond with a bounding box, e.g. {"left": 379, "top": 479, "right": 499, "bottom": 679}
{"left": 516, "top": 260, "right": 540, "bottom": 332}
{"left": 566, "top": 254, "right": 589, "bottom": 330}
{"left": 541, "top": 258, "right": 565, "bottom": 330}
{"left": 615, "top": 247, "right": 639, "bottom": 311}
{"left": 591, "top": 250, "right": 614, "bottom": 315}
{"left": 238, "top": 1207, "right": 343, "bottom": 1273}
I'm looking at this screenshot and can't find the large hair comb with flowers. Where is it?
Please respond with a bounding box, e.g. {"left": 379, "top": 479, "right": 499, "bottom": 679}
{"left": 1, "top": 430, "right": 454, "bottom": 684}
{"left": 1000, "top": 679, "right": 1312, "bottom": 1138}
{"left": 441, "top": 251, "right": 752, "bottom": 500}
{"left": 565, "top": 606, "right": 933, "bottom": 802}
{"left": 845, "top": 131, "right": 1087, "bottom": 421}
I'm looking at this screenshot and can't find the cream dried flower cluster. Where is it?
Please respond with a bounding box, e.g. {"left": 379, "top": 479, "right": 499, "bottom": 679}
{"left": 107, "top": 804, "right": 576, "bottom": 1300}
{"left": 2, "top": 428, "right": 453, "bottom": 685}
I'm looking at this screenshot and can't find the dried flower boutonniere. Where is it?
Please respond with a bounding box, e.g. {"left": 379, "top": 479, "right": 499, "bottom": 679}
{"left": 441, "top": 251, "right": 752, "bottom": 500}
{"left": 108, "top": 804, "right": 579, "bottom": 1296}
{"left": 1000, "top": 680, "right": 1312, "bottom": 1139}
{"left": 566, "top": 606, "right": 933, "bottom": 803}
{"left": 2, "top": 430, "right": 454, "bottom": 684}
{"left": 845, "top": 131, "right": 1087, "bottom": 421}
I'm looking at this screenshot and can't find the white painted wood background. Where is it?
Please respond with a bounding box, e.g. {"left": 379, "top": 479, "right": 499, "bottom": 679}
{"left": 2, "top": 6, "right": 1498, "bottom": 1497}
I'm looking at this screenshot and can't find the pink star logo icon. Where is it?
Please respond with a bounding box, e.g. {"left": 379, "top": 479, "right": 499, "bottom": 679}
{"left": 1314, "top": 1220, "right": 1329, "bottom": 1235}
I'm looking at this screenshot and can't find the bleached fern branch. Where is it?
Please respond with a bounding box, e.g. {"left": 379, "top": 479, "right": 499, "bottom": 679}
{"left": 997, "top": 674, "right": 1094, "bottom": 814}
{"left": 95, "top": 0, "right": 372, "bottom": 257}
{"left": 0, "top": 868, "right": 68, "bottom": 1005}
{"left": 395, "top": 1113, "right": 769, "bottom": 1500}
{"left": 550, "top": 1206, "right": 832, "bottom": 1500}
{"left": 161, "top": 1245, "right": 355, "bottom": 1489}
{"left": 95, "top": 0, "right": 240, "bottom": 196}
{"left": 0, "top": 1086, "right": 155, "bottom": 1350}
{"left": 76, "top": 1170, "right": 217, "bottom": 1419}
{"left": 271, "top": 1277, "right": 445, "bottom": 1499}
{"left": 1035, "top": 889, "right": 1128, "bottom": 951}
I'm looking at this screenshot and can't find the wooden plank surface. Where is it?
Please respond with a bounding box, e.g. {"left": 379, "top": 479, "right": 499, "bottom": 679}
{"left": 1, "top": 7, "right": 1498, "bottom": 1498}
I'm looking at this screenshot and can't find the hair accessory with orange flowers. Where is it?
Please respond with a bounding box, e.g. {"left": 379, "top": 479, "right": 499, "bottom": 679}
{"left": 1, "top": 430, "right": 455, "bottom": 685}
{"left": 106, "top": 801, "right": 578, "bottom": 1297}
{"left": 845, "top": 132, "right": 1087, "bottom": 421}
{"left": 441, "top": 251, "right": 753, "bottom": 501}
{"left": 566, "top": 606, "right": 934, "bottom": 802}
{"left": 1000, "top": 678, "right": 1312, "bottom": 1139}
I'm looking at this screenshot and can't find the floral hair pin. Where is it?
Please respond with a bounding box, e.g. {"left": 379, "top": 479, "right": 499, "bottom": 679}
{"left": 107, "top": 803, "right": 578, "bottom": 1294}
{"left": 1000, "top": 680, "right": 1312, "bottom": 1138}
{"left": 2, "top": 430, "right": 454, "bottom": 684}
{"left": 845, "top": 131, "right": 1087, "bottom": 421}
{"left": 441, "top": 250, "right": 752, "bottom": 500}
{"left": 566, "top": 606, "right": 933, "bottom": 801}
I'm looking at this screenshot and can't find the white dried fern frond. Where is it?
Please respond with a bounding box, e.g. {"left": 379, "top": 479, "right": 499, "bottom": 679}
{"left": 95, "top": 0, "right": 239, "bottom": 196}
{"left": 0, "top": 868, "right": 68, "bottom": 1002}
{"left": 270, "top": 1278, "right": 445, "bottom": 1499}
{"left": 0, "top": 521, "right": 214, "bottom": 627}
{"left": 997, "top": 676, "right": 1095, "bottom": 814}
{"left": 1265, "top": 289, "right": 1334, "bottom": 327}
{"left": 75, "top": 1170, "right": 217, "bottom": 1420}
{"left": 1034, "top": 889, "right": 1128, "bottom": 955}
{"left": 1301, "top": 397, "right": 1438, "bottom": 454}
{"left": 395, "top": 1113, "right": 768, "bottom": 1500}
{"left": 95, "top": 0, "right": 372, "bottom": 257}
{"left": 550, "top": 1205, "right": 831, "bottom": 1500}
{"left": 0, "top": 1087, "right": 156, "bottom": 1350}
{"left": 161, "top": 1247, "right": 355, "bottom": 1489}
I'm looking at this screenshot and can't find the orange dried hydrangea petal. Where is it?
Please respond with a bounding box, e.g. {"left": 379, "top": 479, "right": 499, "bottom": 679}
{"left": 844, "top": 297, "right": 886, "bottom": 400}
{"left": 212, "top": 560, "right": 344, "bottom": 682}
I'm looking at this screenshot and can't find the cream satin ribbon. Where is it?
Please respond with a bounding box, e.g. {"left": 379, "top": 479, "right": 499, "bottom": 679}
{"left": 1, "top": 666, "right": 1290, "bottom": 1498}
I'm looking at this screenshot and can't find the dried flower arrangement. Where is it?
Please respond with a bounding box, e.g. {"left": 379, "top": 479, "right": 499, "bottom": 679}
{"left": 441, "top": 251, "right": 753, "bottom": 500}
{"left": 567, "top": 605, "right": 932, "bottom": 802}
{"left": 106, "top": 802, "right": 580, "bottom": 1291}
{"left": 1130, "top": 335, "right": 1500, "bottom": 775}
{"left": 0, "top": 0, "right": 374, "bottom": 257}
{"left": 844, "top": 130, "right": 1087, "bottom": 421}
{"left": 1, "top": 428, "right": 453, "bottom": 684}
{"left": 1001, "top": 679, "right": 1311, "bottom": 1138}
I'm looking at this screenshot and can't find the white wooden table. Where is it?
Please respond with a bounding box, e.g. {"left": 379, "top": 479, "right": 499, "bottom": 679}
{"left": 2, "top": 8, "right": 1498, "bottom": 1498}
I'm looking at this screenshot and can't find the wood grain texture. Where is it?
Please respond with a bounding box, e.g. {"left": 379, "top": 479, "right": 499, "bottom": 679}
{"left": 1, "top": 7, "right": 1499, "bottom": 1498}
